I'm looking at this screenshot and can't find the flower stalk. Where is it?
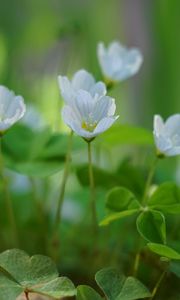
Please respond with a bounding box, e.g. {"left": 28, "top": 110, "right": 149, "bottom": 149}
{"left": 150, "top": 270, "right": 166, "bottom": 299}
{"left": 0, "top": 138, "right": 19, "bottom": 247}
{"left": 87, "top": 141, "right": 98, "bottom": 235}
{"left": 55, "top": 130, "right": 73, "bottom": 228}
{"left": 51, "top": 130, "right": 73, "bottom": 261}
{"left": 142, "top": 156, "right": 159, "bottom": 205}
{"left": 134, "top": 155, "right": 159, "bottom": 276}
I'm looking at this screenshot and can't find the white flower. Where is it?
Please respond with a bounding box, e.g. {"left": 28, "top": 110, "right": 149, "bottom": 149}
{"left": 22, "top": 104, "right": 46, "bottom": 131}
{"left": 97, "top": 41, "right": 143, "bottom": 82}
{"left": 0, "top": 85, "right": 26, "bottom": 134}
{"left": 153, "top": 114, "right": 180, "bottom": 157}
{"left": 58, "top": 69, "right": 106, "bottom": 104}
{"left": 62, "top": 90, "right": 118, "bottom": 140}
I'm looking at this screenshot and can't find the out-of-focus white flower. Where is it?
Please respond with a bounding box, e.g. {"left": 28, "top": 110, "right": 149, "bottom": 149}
{"left": 58, "top": 69, "right": 106, "bottom": 104}
{"left": 7, "top": 170, "right": 31, "bottom": 193}
{"left": 0, "top": 85, "right": 26, "bottom": 134}
{"left": 153, "top": 114, "right": 180, "bottom": 157}
{"left": 62, "top": 90, "right": 118, "bottom": 140}
{"left": 97, "top": 41, "right": 143, "bottom": 82}
{"left": 22, "top": 104, "right": 46, "bottom": 131}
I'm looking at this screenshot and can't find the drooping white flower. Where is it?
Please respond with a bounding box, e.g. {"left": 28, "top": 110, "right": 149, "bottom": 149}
{"left": 153, "top": 114, "right": 180, "bottom": 157}
{"left": 58, "top": 69, "right": 106, "bottom": 104}
{"left": 62, "top": 90, "right": 118, "bottom": 140}
{"left": 0, "top": 85, "right": 26, "bottom": 134}
{"left": 97, "top": 41, "right": 143, "bottom": 82}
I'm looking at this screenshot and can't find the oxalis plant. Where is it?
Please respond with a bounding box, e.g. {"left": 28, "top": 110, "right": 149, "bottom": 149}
{"left": 0, "top": 40, "right": 179, "bottom": 300}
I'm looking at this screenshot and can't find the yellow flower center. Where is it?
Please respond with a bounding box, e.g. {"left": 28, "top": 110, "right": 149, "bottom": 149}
{"left": 81, "top": 121, "right": 97, "bottom": 132}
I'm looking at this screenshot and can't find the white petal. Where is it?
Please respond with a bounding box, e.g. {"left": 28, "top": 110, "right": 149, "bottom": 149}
{"left": 93, "top": 96, "right": 116, "bottom": 122}
{"left": 0, "top": 122, "right": 11, "bottom": 131}
{"left": 61, "top": 105, "right": 81, "bottom": 128}
{"left": 153, "top": 114, "right": 180, "bottom": 157}
{"left": 165, "top": 114, "right": 180, "bottom": 136}
{"left": 97, "top": 43, "right": 114, "bottom": 79}
{"left": 58, "top": 76, "right": 75, "bottom": 104}
{"left": 153, "top": 115, "right": 164, "bottom": 136}
{"left": 108, "top": 41, "right": 126, "bottom": 56}
{"left": 97, "top": 41, "right": 143, "bottom": 81}
{"left": 72, "top": 69, "right": 95, "bottom": 91}
{"left": 165, "top": 146, "right": 180, "bottom": 156}
{"left": 0, "top": 85, "right": 15, "bottom": 115}
{"left": 154, "top": 134, "right": 172, "bottom": 153}
{"left": 0, "top": 86, "right": 26, "bottom": 132}
{"left": 70, "top": 123, "right": 96, "bottom": 139}
{"left": 89, "top": 82, "right": 106, "bottom": 98}
{"left": 113, "top": 48, "right": 143, "bottom": 81}
{"left": 94, "top": 116, "right": 119, "bottom": 135}
{"left": 5, "top": 96, "right": 25, "bottom": 119}
{"left": 62, "top": 106, "right": 95, "bottom": 139}
{"left": 97, "top": 42, "right": 107, "bottom": 59}
{"left": 74, "top": 90, "right": 94, "bottom": 121}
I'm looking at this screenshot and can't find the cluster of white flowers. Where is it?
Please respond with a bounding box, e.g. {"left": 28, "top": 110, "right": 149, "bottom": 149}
{"left": 57, "top": 40, "right": 180, "bottom": 155}
{"left": 58, "top": 41, "right": 144, "bottom": 141}
{"left": 58, "top": 69, "right": 118, "bottom": 140}
{"left": 0, "top": 40, "right": 179, "bottom": 158}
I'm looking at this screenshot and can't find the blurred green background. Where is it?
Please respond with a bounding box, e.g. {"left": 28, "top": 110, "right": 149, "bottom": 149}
{"left": 0, "top": 0, "right": 180, "bottom": 128}
{"left": 0, "top": 3, "right": 180, "bottom": 298}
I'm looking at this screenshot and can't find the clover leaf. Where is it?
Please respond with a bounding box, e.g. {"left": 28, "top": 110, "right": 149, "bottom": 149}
{"left": 95, "top": 267, "right": 151, "bottom": 300}
{"left": 77, "top": 267, "right": 151, "bottom": 300}
{"left": 0, "top": 249, "right": 76, "bottom": 300}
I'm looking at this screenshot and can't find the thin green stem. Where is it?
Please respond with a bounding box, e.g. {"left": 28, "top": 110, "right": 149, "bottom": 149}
{"left": 51, "top": 130, "right": 73, "bottom": 261}
{"left": 133, "top": 251, "right": 141, "bottom": 276}
{"left": 87, "top": 141, "right": 98, "bottom": 235}
{"left": 134, "top": 156, "right": 159, "bottom": 275}
{"left": 150, "top": 270, "right": 166, "bottom": 299}
{"left": 142, "top": 156, "right": 159, "bottom": 205}
{"left": 54, "top": 130, "right": 73, "bottom": 229}
{"left": 29, "top": 177, "right": 46, "bottom": 225}
{"left": 0, "top": 138, "right": 19, "bottom": 247}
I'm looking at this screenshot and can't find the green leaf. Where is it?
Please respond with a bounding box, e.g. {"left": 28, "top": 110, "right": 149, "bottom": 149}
{"left": 32, "top": 277, "right": 76, "bottom": 298}
{"left": 136, "top": 210, "right": 166, "bottom": 244}
{"left": 2, "top": 124, "right": 84, "bottom": 177}
{"left": 116, "top": 161, "right": 145, "bottom": 198}
{"left": 0, "top": 249, "right": 76, "bottom": 299}
{"left": 2, "top": 124, "right": 35, "bottom": 161}
{"left": 9, "top": 161, "right": 64, "bottom": 177}
{"left": 147, "top": 243, "right": 180, "bottom": 260}
{"left": 40, "top": 132, "right": 84, "bottom": 159}
{"left": 148, "top": 182, "right": 180, "bottom": 214}
{"left": 100, "top": 187, "right": 140, "bottom": 226}
{"left": 100, "top": 209, "right": 139, "bottom": 226}
{"left": 106, "top": 187, "right": 140, "bottom": 212}
{"left": 100, "top": 124, "right": 153, "bottom": 146}
{"left": 0, "top": 272, "right": 23, "bottom": 300}
{"left": 95, "top": 268, "right": 151, "bottom": 300}
{"left": 169, "top": 261, "right": 180, "bottom": 277}
{"left": 95, "top": 267, "right": 126, "bottom": 300}
{"left": 76, "top": 165, "right": 119, "bottom": 189}
{"left": 116, "top": 276, "right": 151, "bottom": 300}
{"left": 76, "top": 162, "right": 145, "bottom": 198}
{"left": 77, "top": 285, "right": 102, "bottom": 300}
